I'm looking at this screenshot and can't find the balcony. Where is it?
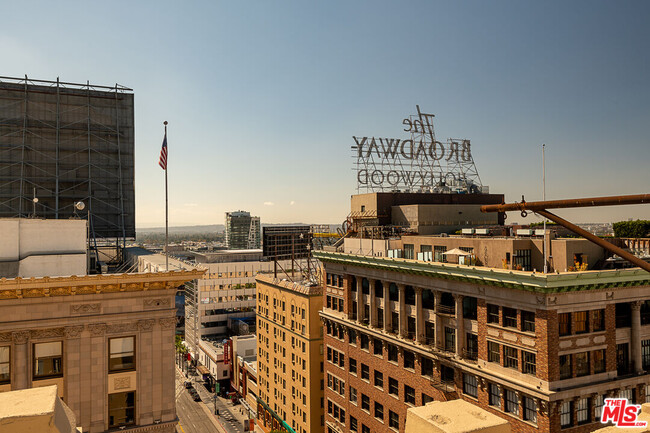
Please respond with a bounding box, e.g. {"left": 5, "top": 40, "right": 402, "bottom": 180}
{"left": 429, "top": 376, "right": 455, "bottom": 393}
{"left": 437, "top": 305, "right": 455, "bottom": 316}
{"left": 462, "top": 349, "right": 478, "bottom": 362}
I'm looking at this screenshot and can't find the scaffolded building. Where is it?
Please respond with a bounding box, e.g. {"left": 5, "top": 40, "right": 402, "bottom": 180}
{"left": 0, "top": 76, "right": 135, "bottom": 245}
{"left": 225, "top": 210, "right": 261, "bottom": 249}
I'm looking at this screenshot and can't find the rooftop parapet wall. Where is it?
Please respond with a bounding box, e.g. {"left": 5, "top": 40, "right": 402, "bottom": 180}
{"left": 314, "top": 251, "right": 650, "bottom": 293}
{"left": 255, "top": 274, "right": 323, "bottom": 296}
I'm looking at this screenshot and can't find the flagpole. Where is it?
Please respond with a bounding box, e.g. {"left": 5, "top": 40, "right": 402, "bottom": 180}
{"left": 164, "top": 121, "right": 169, "bottom": 272}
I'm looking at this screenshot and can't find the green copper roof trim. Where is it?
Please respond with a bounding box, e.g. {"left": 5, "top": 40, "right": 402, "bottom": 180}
{"left": 313, "top": 251, "right": 650, "bottom": 294}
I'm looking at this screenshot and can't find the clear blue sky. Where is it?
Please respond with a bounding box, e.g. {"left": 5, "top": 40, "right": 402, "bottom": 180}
{"left": 3, "top": 1, "right": 648, "bottom": 227}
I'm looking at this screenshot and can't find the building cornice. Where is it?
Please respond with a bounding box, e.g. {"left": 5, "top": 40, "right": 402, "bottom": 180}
{"left": 314, "top": 251, "right": 650, "bottom": 293}
{"left": 0, "top": 270, "right": 205, "bottom": 300}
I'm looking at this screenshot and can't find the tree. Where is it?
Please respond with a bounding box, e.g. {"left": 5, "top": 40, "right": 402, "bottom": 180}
{"left": 613, "top": 220, "right": 650, "bottom": 238}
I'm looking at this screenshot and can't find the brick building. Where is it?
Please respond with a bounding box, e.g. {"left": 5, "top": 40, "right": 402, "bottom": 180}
{"left": 317, "top": 238, "right": 650, "bottom": 433}
{"left": 255, "top": 275, "right": 324, "bottom": 433}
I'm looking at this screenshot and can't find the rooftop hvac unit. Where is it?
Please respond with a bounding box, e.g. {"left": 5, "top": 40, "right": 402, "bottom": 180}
{"left": 475, "top": 228, "right": 490, "bottom": 235}
{"left": 461, "top": 228, "right": 475, "bottom": 235}
{"left": 516, "top": 229, "right": 533, "bottom": 236}
{"left": 534, "top": 229, "right": 546, "bottom": 236}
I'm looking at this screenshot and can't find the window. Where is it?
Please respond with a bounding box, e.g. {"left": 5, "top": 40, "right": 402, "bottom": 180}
{"left": 350, "top": 386, "right": 357, "bottom": 404}
{"left": 422, "top": 394, "right": 433, "bottom": 404}
{"left": 404, "top": 351, "right": 415, "bottom": 369}
{"left": 521, "top": 310, "right": 535, "bottom": 332}
{"left": 560, "top": 401, "right": 573, "bottom": 428}
{"left": 33, "top": 341, "right": 63, "bottom": 379}
{"left": 463, "top": 374, "right": 477, "bottom": 398}
{"left": 463, "top": 297, "right": 477, "bottom": 320}
{"left": 109, "top": 337, "right": 135, "bottom": 372}
{"left": 466, "top": 333, "right": 478, "bottom": 359}
{"left": 349, "top": 358, "right": 357, "bottom": 375}
{"left": 593, "top": 309, "right": 605, "bottom": 331}
{"left": 522, "top": 351, "right": 536, "bottom": 376}
{"left": 434, "top": 245, "right": 447, "bottom": 263}
{"left": 361, "top": 394, "right": 370, "bottom": 411}
{"left": 559, "top": 313, "right": 571, "bottom": 336}
{"left": 574, "top": 311, "right": 589, "bottom": 334}
{"left": 374, "top": 370, "right": 384, "bottom": 389}
{"left": 523, "top": 396, "right": 537, "bottom": 423}
{"left": 404, "top": 244, "right": 415, "bottom": 260}
{"left": 389, "top": 410, "right": 399, "bottom": 430}
{"left": 488, "top": 341, "right": 500, "bottom": 363}
{"left": 441, "top": 365, "right": 454, "bottom": 383}
{"left": 361, "top": 364, "right": 369, "bottom": 380}
{"left": 388, "top": 378, "right": 398, "bottom": 396}
{"left": 405, "top": 385, "right": 415, "bottom": 404}
{"left": 576, "top": 397, "right": 590, "bottom": 425}
{"left": 362, "top": 425, "right": 370, "bottom": 433}
{"left": 350, "top": 416, "right": 358, "bottom": 432}
{"left": 0, "top": 347, "right": 9, "bottom": 384}
{"left": 594, "top": 394, "right": 604, "bottom": 419}
{"left": 108, "top": 391, "right": 135, "bottom": 428}
{"left": 505, "top": 389, "right": 519, "bottom": 415}
{"left": 503, "top": 346, "right": 518, "bottom": 369}
{"left": 374, "top": 402, "right": 384, "bottom": 421}
{"left": 594, "top": 349, "right": 606, "bottom": 373}
{"left": 514, "top": 249, "right": 532, "bottom": 271}
{"left": 360, "top": 334, "right": 369, "bottom": 350}
{"left": 575, "top": 352, "right": 589, "bottom": 377}
{"left": 559, "top": 355, "right": 572, "bottom": 379}
{"left": 387, "top": 344, "right": 398, "bottom": 362}
{"left": 421, "top": 357, "right": 434, "bottom": 377}
{"left": 487, "top": 304, "right": 499, "bottom": 324}
{"left": 489, "top": 384, "right": 501, "bottom": 408}
{"left": 444, "top": 327, "right": 455, "bottom": 352}
{"left": 619, "top": 388, "right": 634, "bottom": 402}
{"left": 349, "top": 328, "right": 357, "bottom": 345}
{"left": 373, "top": 339, "right": 383, "bottom": 356}
{"left": 503, "top": 307, "right": 517, "bottom": 328}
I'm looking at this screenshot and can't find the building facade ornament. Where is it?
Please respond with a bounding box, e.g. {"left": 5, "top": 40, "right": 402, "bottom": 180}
{"left": 88, "top": 323, "right": 107, "bottom": 337}
{"left": 65, "top": 326, "right": 84, "bottom": 339}
{"left": 12, "top": 331, "right": 30, "bottom": 344}
{"left": 159, "top": 318, "right": 176, "bottom": 329}
{"left": 144, "top": 298, "right": 171, "bottom": 308}
{"left": 70, "top": 303, "right": 101, "bottom": 315}
{"left": 30, "top": 328, "right": 65, "bottom": 339}
{"left": 106, "top": 322, "right": 139, "bottom": 334}
{"left": 138, "top": 319, "right": 156, "bottom": 332}
{"left": 0, "top": 332, "right": 12, "bottom": 342}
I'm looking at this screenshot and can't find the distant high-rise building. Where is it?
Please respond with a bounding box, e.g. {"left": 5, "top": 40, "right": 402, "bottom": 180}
{"left": 225, "top": 211, "right": 261, "bottom": 249}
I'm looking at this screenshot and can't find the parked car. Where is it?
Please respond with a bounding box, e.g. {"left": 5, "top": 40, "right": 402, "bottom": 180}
{"left": 193, "top": 393, "right": 202, "bottom": 402}
{"left": 184, "top": 381, "right": 193, "bottom": 389}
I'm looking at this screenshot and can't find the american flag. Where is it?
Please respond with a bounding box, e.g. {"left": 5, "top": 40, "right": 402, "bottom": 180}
{"left": 159, "top": 133, "right": 168, "bottom": 170}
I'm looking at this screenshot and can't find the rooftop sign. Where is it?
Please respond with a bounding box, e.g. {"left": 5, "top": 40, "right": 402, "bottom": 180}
{"left": 352, "top": 105, "right": 484, "bottom": 193}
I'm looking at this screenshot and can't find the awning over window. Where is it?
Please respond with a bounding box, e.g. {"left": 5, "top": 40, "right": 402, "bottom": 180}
{"left": 197, "top": 365, "right": 210, "bottom": 375}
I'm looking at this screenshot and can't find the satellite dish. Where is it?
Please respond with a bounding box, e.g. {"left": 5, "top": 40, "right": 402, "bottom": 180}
{"left": 74, "top": 201, "right": 85, "bottom": 211}
{"left": 32, "top": 197, "right": 39, "bottom": 203}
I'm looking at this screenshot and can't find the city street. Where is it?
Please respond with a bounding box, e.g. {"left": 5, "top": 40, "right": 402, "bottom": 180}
{"left": 175, "top": 366, "right": 247, "bottom": 433}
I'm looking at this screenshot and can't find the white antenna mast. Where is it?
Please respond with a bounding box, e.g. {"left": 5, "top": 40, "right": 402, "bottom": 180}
{"left": 542, "top": 144, "right": 547, "bottom": 273}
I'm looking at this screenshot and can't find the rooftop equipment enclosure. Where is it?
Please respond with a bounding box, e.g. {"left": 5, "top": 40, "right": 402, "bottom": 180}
{"left": 0, "top": 76, "right": 135, "bottom": 239}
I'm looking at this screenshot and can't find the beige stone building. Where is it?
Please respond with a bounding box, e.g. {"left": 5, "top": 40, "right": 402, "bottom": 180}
{"left": 0, "top": 268, "right": 203, "bottom": 433}
{"left": 255, "top": 274, "right": 324, "bottom": 433}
